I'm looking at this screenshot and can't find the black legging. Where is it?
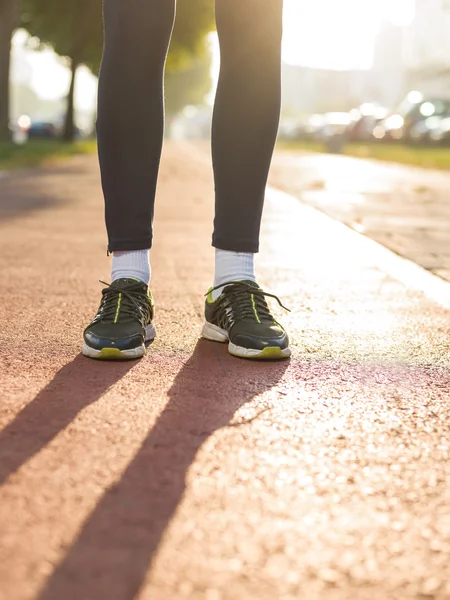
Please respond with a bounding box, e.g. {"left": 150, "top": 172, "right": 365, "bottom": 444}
{"left": 97, "top": 0, "right": 283, "bottom": 253}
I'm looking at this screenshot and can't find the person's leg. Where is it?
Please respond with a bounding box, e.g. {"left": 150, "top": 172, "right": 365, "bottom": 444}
{"left": 203, "top": 0, "right": 290, "bottom": 360}
{"left": 212, "top": 0, "right": 283, "bottom": 257}
{"left": 83, "top": 0, "right": 175, "bottom": 360}
{"left": 97, "top": 0, "right": 176, "bottom": 260}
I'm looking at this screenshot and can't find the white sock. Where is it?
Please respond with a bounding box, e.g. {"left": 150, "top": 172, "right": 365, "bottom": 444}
{"left": 111, "top": 250, "right": 151, "bottom": 285}
{"left": 212, "top": 249, "right": 256, "bottom": 300}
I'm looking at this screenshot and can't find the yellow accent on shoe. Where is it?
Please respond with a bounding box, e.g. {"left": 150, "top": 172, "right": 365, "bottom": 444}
{"left": 257, "top": 347, "right": 287, "bottom": 359}
{"left": 250, "top": 294, "right": 261, "bottom": 323}
{"left": 114, "top": 293, "right": 122, "bottom": 323}
{"left": 94, "top": 348, "right": 134, "bottom": 360}
{"left": 228, "top": 346, "right": 289, "bottom": 360}
{"left": 206, "top": 287, "right": 215, "bottom": 303}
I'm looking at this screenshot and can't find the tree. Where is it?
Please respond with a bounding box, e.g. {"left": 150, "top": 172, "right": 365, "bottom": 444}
{"left": 21, "top": 0, "right": 103, "bottom": 141}
{"left": 0, "top": 0, "right": 19, "bottom": 141}
{"left": 168, "top": 0, "right": 215, "bottom": 70}
{"left": 165, "top": 44, "right": 212, "bottom": 117}
{"left": 21, "top": 0, "right": 215, "bottom": 141}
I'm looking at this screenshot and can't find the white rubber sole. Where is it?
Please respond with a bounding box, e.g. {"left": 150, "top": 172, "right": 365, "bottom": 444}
{"left": 82, "top": 323, "right": 156, "bottom": 360}
{"left": 201, "top": 321, "right": 291, "bottom": 360}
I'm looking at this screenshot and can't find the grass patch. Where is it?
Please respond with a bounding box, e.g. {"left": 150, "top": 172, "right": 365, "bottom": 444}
{"left": 0, "top": 139, "right": 97, "bottom": 171}
{"left": 277, "top": 139, "right": 450, "bottom": 170}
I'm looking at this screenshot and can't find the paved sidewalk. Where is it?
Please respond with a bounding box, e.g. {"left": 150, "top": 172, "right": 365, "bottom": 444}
{"left": 270, "top": 150, "right": 450, "bottom": 282}
{"left": 0, "top": 143, "right": 449, "bottom": 600}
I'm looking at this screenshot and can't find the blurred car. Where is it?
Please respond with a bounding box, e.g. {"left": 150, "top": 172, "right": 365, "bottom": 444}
{"left": 428, "top": 117, "right": 450, "bottom": 145}
{"left": 408, "top": 116, "right": 445, "bottom": 145}
{"left": 404, "top": 98, "right": 450, "bottom": 142}
{"left": 375, "top": 92, "right": 450, "bottom": 143}
{"left": 319, "top": 112, "right": 352, "bottom": 153}
{"left": 372, "top": 113, "right": 405, "bottom": 141}
{"left": 322, "top": 112, "right": 352, "bottom": 134}
{"left": 347, "top": 103, "right": 388, "bottom": 142}
{"left": 304, "top": 114, "right": 327, "bottom": 140}
{"left": 278, "top": 118, "right": 308, "bottom": 141}
{"left": 27, "top": 121, "right": 60, "bottom": 139}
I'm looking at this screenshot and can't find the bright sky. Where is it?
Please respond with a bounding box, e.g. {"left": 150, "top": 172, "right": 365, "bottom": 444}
{"left": 13, "top": 0, "right": 416, "bottom": 111}
{"left": 282, "top": 0, "right": 415, "bottom": 70}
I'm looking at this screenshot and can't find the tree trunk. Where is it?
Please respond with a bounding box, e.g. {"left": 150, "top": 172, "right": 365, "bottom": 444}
{"left": 0, "top": 0, "right": 17, "bottom": 142}
{"left": 62, "top": 58, "right": 79, "bottom": 142}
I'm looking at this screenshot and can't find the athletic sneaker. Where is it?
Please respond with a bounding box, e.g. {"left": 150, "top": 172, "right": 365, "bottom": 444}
{"left": 202, "top": 280, "right": 291, "bottom": 359}
{"left": 82, "top": 278, "right": 156, "bottom": 360}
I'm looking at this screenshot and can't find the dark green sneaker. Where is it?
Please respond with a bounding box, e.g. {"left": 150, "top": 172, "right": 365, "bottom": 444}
{"left": 202, "top": 280, "right": 291, "bottom": 360}
{"left": 82, "top": 278, "right": 155, "bottom": 360}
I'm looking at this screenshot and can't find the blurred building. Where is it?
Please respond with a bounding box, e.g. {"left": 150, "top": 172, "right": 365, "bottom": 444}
{"left": 282, "top": 65, "right": 368, "bottom": 115}
{"left": 403, "top": 0, "right": 450, "bottom": 97}
{"left": 283, "top": 23, "right": 406, "bottom": 115}
{"left": 282, "top": 0, "right": 450, "bottom": 116}
{"left": 370, "top": 20, "right": 405, "bottom": 107}
{"left": 281, "top": 19, "right": 406, "bottom": 115}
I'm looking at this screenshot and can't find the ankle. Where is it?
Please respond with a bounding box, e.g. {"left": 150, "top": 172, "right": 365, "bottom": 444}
{"left": 212, "top": 249, "right": 256, "bottom": 300}
{"left": 111, "top": 249, "right": 151, "bottom": 285}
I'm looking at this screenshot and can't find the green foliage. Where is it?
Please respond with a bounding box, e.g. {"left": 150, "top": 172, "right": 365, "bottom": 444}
{"left": 277, "top": 139, "right": 450, "bottom": 170}
{"left": 167, "top": 0, "right": 215, "bottom": 71}
{"left": 165, "top": 42, "right": 212, "bottom": 115}
{"left": 20, "top": 0, "right": 215, "bottom": 74}
{"left": 0, "top": 138, "right": 97, "bottom": 170}
{"left": 19, "top": 0, "right": 215, "bottom": 140}
{"left": 21, "top": 0, "right": 103, "bottom": 72}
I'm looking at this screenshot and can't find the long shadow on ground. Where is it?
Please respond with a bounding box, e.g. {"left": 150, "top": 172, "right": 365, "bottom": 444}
{"left": 0, "top": 354, "right": 136, "bottom": 486}
{"left": 36, "top": 339, "right": 289, "bottom": 600}
{"left": 0, "top": 163, "right": 87, "bottom": 222}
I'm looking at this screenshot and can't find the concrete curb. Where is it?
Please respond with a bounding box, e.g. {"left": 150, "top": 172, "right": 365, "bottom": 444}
{"left": 266, "top": 185, "right": 450, "bottom": 311}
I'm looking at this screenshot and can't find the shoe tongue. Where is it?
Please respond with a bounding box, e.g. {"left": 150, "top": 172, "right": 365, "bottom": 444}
{"left": 222, "top": 280, "right": 259, "bottom": 294}
{"left": 111, "top": 277, "right": 147, "bottom": 291}
{"left": 240, "top": 279, "right": 259, "bottom": 289}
